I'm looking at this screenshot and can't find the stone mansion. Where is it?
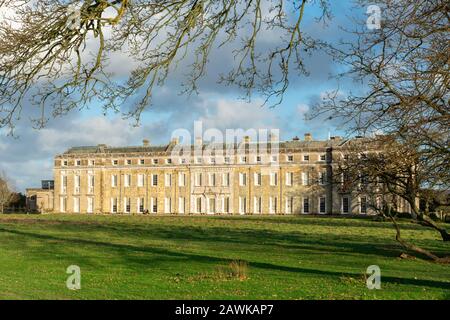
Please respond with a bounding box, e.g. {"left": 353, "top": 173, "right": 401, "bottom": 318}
{"left": 26, "top": 133, "right": 412, "bottom": 215}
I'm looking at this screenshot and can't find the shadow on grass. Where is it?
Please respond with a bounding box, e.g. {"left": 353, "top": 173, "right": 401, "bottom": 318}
{"left": 211, "top": 215, "right": 431, "bottom": 232}
{"left": 1, "top": 226, "right": 449, "bottom": 291}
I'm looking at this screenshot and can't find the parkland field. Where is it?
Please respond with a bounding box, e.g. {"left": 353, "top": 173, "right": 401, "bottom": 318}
{"left": 0, "top": 214, "right": 448, "bottom": 299}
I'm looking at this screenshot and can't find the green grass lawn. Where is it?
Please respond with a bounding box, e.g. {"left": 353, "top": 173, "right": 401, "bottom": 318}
{"left": 0, "top": 214, "right": 448, "bottom": 300}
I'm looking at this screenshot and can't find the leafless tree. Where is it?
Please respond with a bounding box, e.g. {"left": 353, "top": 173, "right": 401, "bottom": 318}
{"left": 0, "top": 171, "right": 15, "bottom": 214}
{"left": 309, "top": 0, "right": 449, "bottom": 260}
{"left": 313, "top": 0, "right": 449, "bottom": 186}
{"left": 334, "top": 136, "right": 449, "bottom": 262}
{"left": 0, "top": 0, "right": 330, "bottom": 132}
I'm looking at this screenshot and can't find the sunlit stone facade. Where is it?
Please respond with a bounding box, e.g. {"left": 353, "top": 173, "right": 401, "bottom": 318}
{"left": 51, "top": 135, "right": 412, "bottom": 215}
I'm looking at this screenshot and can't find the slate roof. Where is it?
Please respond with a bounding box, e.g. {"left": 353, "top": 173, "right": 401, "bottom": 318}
{"left": 60, "top": 138, "right": 351, "bottom": 156}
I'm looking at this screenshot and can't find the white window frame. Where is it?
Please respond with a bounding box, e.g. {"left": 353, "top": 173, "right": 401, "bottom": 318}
{"left": 319, "top": 196, "right": 326, "bottom": 214}
{"left": 254, "top": 196, "right": 262, "bottom": 214}
{"left": 222, "top": 173, "right": 230, "bottom": 187}
{"left": 285, "top": 197, "right": 293, "bottom": 214}
{"left": 150, "top": 197, "right": 157, "bottom": 213}
{"left": 151, "top": 174, "right": 158, "bottom": 187}
{"left": 137, "top": 174, "right": 144, "bottom": 187}
{"left": 124, "top": 174, "right": 131, "bottom": 188}
{"left": 239, "top": 173, "right": 247, "bottom": 186}
{"left": 137, "top": 197, "right": 144, "bottom": 213}
{"left": 195, "top": 172, "right": 202, "bottom": 187}
{"left": 302, "top": 172, "right": 309, "bottom": 186}
{"left": 164, "top": 197, "right": 172, "bottom": 213}
{"left": 60, "top": 197, "right": 66, "bottom": 212}
{"left": 302, "top": 197, "right": 310, "bottom": 214}
{"left": 74, "top": 175, "right": 80, "bottom": 194}
{"left": 178, "top": 173, "right": 186, "bottom": 187}
{"left": 269, "top": 197, "right": 277, "bottom": 214}
{"left": 239, "top": 197, "right": 246, "bottom": 215}
{"left": 73, "top": 197, "right": 80, "bottom": 213}
{"left": 270, "top": 172, "right": 278, "bottom": 186}
{"left": 286, "top": 172, "right": 293, "bottom": 186}
{"left": 165, "top": 173, "right": 172, "bottom": 187}
{"left": 87, "top": 197, "right": 94, "bottom": 213}
{"left": 208, "top": 173, "right": 216, "bottom": 187}
{"left": 342, "top": 196, "right": 350, "bottom": 214}
{"left": 360, "top": 196, "right": 368, "bottom": 214}
{"left": 178, "top": 197, "right": 185, "bottom": 214}
{"left": 111, "top": 175, "right": 118, "bottom": 188}
{"left": 124, "top": 197, "right": 131, "bottom": 213}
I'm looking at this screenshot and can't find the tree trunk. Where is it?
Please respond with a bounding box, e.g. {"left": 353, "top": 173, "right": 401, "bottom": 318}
{"left": 386, "top": 206, "right": 449, "bottom": 263}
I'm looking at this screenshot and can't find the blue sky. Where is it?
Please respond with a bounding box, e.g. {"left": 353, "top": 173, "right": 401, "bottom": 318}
{"left": 0, "top": 1, "right": 367, "bottom": 191}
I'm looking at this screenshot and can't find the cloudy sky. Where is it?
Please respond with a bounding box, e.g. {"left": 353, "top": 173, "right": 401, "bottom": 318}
{"left": 0, "top": 1, "right": 366, "bottom": 191}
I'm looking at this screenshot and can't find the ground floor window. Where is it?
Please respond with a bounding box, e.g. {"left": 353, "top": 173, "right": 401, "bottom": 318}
{"left": 151, "top": 198, "right": 157, "bottom": 213}
{"left": 360, "top": 197, "right": 367, "bottom": 214}
{"left": 73, "top": 197, "right": 80, "bottom": 213}
{"left": 208, "top": 198, "right": 216, "bottom": 214}
{"left": 342, "top": 196, "right": 350, "bottom": 214}
{"left": 286, "top": 197, "right": 293, "bottom": 214}
{"left": 111, "top": 198, "right": 118, "bottom": 213}
{"left": 178, "top": 197, "right": 185, "bottom": 214}
{"left": 254, "top": 197, "right": 262, "bottom": 214}
{"left": 87, "top": 197, "right": 94, "bottom": 213}
{"left": 223, "top": 197, "right": 230, "bottom": 214}
{"left": 303, "top": 198, "right": 309, "bottom": 214}
{"left": 165, "top": 197, "right": 172, "bottom": 213}
{"left": 138, "top": 197, "right": 144, "bottom": 213}
{"left": 124, "top": 197, "right": 131, "bottom": 213}
{"left": 239, "top": 197, "right": 247, "bottom": 214}
{"left": 319, "top": 197, "right": 326, "bottom": 214}
{"left": 196, "top": 196, "right": 202, "bottom": 213}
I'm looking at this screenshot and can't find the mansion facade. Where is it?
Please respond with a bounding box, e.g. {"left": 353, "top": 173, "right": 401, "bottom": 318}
{"left": 29, "top": 133, "right": 412, "bottom": 215}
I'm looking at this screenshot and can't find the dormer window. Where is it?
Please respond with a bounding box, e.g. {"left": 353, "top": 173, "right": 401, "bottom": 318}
{"left": 152, "top": 159, "right": 158, "bottom": 165}
{"left": 166, "top": 158, "right": 172, "bottom": 164}
{"left": 320, "top": 154, "right": 326, "bottom": 161}
{"left": 140, "top": 159, "right": 145, "bottom": 165}
{"left": 62, "top": 160, "right": 68, "bottom": 167}
{"left": 240, "top": 156, "right": 247, "bottom": 163}
{"left": 75, "top": 160, "right": 81, "bottom": 166}
{"left": 256, "top": 156, "right": 261, "bottom": 163}
{"left": 303, "top": 155, "right": 310, "bottom": 161}
{"left": 112, "top": 159, "right": 118, "bottom": 166}
{"left": 287, "top": 155, "right": 294, "bottom": 162}
{"left": 88, "top": 160, "right": 95, "bottom": 166}
{"left": 126, "top": 159, "right": 132, "bottom": 165}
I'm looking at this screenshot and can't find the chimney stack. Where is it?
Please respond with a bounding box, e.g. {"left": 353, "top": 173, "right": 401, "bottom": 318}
{"left": 143, "top": 139, "right": 150, "bottom": 147}
{"left": 304, "top": 133, "right": 312, "bottom": 141}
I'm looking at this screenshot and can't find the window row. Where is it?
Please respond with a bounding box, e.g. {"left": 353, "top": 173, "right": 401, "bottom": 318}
{"left": 59, "top": 195, "right": 369, "bottom": 214}
{"left": 60, "top": 153, "right": 329, "bottom": 167}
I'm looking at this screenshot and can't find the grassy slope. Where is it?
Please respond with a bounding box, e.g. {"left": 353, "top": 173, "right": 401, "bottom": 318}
{"left": 0, "top": 214, "right": 448, "bottom": 300}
